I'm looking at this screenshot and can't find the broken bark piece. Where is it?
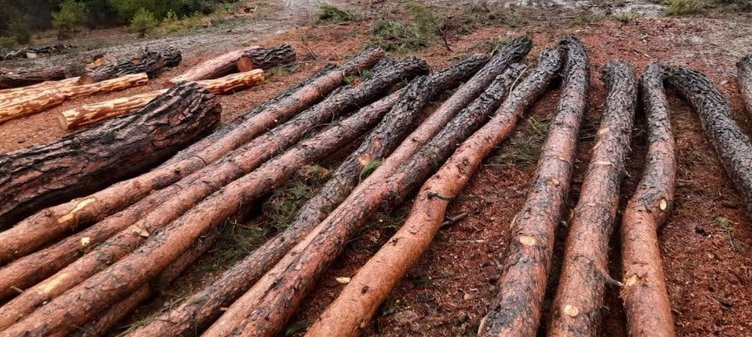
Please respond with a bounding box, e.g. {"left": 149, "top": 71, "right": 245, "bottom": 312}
{"left": 236, "top": 44, "right": 296, "bottom": 71}
{"left": 477, "top": 36, "right": 590, "bottom": 337}
{"left": 738, "top": 55, "right": 752, "bottom": 116}
{"left": 548, "top": 60, "right": 638, "bottom": 336}
{"left": 78, "top": 47, "right": 182, "bottom": 84}
{"left": 621, "top": 63, "right": 677, "bottom": 337}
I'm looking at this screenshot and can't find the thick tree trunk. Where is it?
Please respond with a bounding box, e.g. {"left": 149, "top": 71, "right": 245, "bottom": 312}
{"left": 203, "top": 47, "right": 563, "bottom": 337}
{"left": 0, "top": 83, "right": 220, "bottom": 256}
{"left": 0, "top": 70, "right": 412, "bottom": 336}
{"left": 124, "top": 54, "right": 490, "bottom": 337}
{"left": 737, "top": 55, "right": 752, "bottom": 117}
{"left": 2, "top": 48, "right": 382, "bottom": 267}
{"left": 477, "top": 36, "right": 590, "bottom": 337}
{"left": 667, "top": 68, "right": 752, "bottom": 210}
{"left": 620, "top": 63, "right": 677, "bottom": 337}
{"left": 78, "top": 47, "right": 182, "bottom": 84}
{"left": 0, "top": 58, "right": 421, "bottom": 322}
{"left": 0, "top": 73, "right": 149, "bottom": 124}
{"left": 0, "top": 65, "right": 75, "bottom": 89}
{"left": 60, "top": 69, "right": 265, "bottom": 130}
{"left": 236, "top": 44, "right": 296, "bottom": 72}
{"left": 548, "top": 61, "right": 638, "bottom": 337}
{"left": 0, "top": 77, "right": 80, "bottom": 101}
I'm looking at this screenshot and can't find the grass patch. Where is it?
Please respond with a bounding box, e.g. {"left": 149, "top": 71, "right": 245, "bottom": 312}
{"left": 474, "top": 37, "right": 510, "bottom": 54}
{"left": 316, "top": 3, "right": 354, "bottom": 23}
{"left": 443, "top": 2, "right": 525, "bottom": 34}
{"left": 489, "top": 116, "right": 550, "bottom": 169}
{"left": 370, "top": 19, "right": 429, "bottom": 52}
{"left": 667, "top": 0, "right": 702, "bottom": 15}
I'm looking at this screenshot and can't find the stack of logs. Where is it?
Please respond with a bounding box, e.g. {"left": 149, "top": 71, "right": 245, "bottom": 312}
{"left": 0, "top": 38, "right": 751, "bottom": 337}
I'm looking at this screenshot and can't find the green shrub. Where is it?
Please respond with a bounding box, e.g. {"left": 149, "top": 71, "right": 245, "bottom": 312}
{"left": 52, "top": 0, "right": 90, "bottom": 39}
{"left": 316, "top": 3, "right": 354, "bottom": 23}
{"left": 0, "top": 36, "right": 17, "bottom": 53}
{"left": 8, "top": 19, "right": 31, "bottom": 44}
{"left": 182, "top": 12, "right": 205, "bottom": 29}
{"left": 667, "top": 0, "right": 701, "bottom": 15}
{"left": 130, "top": 8, "right": 158, "bottom": 37}
{"left": 370, "top": 19, "right": 429, "bottom": 53}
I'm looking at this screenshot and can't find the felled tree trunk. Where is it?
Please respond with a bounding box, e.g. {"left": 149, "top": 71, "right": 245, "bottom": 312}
{"left": 0, "top": 65, "right": 73, "bottom": 89}
{"left": 236, "top": 44, "right": 296, "bottom": 72}
{"left": 1, "top": 48, "right": 381, "bottom": 268}
{"left": 621, "top": 63, "right": 677, "bottom": 337}
{"left": 738, "top": 55, "right": 752, "bottom": 116}
{"left": 168, "top": 44, "right": 292, "bottom": 84}
{"left": 548, "top": 61, "right": 638, "bottom": 336}
{"left": 124, "top": 54, "right": 489, "bottom": 337}
{"left": 0, "top": 82, "right": 220, "bottom": 234}
{"left": 477, "top": 36, "right": 590, "bottom": 337}
{"left": 0, "top": 77, "right": 80, "bottom": 101}
{"left": 203, "top": 47, "right": 563, "bottom": 337}
{"left": 78, "top": 47, "right": 182, "bottom": 84}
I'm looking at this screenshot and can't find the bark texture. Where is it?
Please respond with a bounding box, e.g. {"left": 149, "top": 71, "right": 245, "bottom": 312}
{"left": 124, "top": 54, "right": 488, "bottom": 337}
{"left": 548, "top": 60, "right": 638, "bottom": 337}
{"left": 0, "top": 82, "right": 220, "bottom": 229}
{"left": 477, "top": 37, "right": 590, "bottom": 337}
{"left": 203, "top": 48, "right": 563, "bottom": 337}
{"left": 620, "top": 63, "right": 677, "bottom": 337}
{"left": 236, "top": 44, "right": 296, "bottom": 71}
{"left": 0, "top": 64, "right": 79, "bottom": 89}
{"left": 79, "top": 47, "right": 182, "bottom": 84}
{"left": 738, "top": 55, "right": 752, "bottom": 117}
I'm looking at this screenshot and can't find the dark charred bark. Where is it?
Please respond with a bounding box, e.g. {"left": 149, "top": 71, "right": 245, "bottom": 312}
{"left": 478, "top": 36, "right": 590, "bottom": 337}
{"left": 79, "top": 47, "right": 182, "bottom": 84}
{"left": 237, "top": 44, "right": 296, "bottom": 71}
{"left": 738, "top": 55, "right": 752, "bottom": 117}
{"left": 548, "top": 60, "right": 638, "bottom": 337}
{"left": 0, "top": 64, "right": 78, "bottom": 88}
{"left": 0, "top": 83, "right": 221, "bottom": 227}
{"left": 620, "top": 63, "right": 677, "bottom": 337}
{"left": 202, "top": 48, "right": 563, "bottom": 337}
{"left": 124, "top": 54, "right": 489, "bottom": 337}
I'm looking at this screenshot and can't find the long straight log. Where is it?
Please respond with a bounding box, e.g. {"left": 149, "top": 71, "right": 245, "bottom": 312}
{"left": 620, "top": 63, "right": 677, "bottom": 337}
{"left": 78, "top": 47, "right": 182, "bottom": 84}
{"left": 0, "top": 58, "right": 423, "bottom": 323}
{"left": 0, "top": 77, "right": 81, "bottom": 101}
{"left": 203, "top": 47, "right": 563, "bottom": 337}
{"left": 0, "top": 67, "right": 415, "bottom": 336}
{"left": 0, "top": 82, "right": 220, "bottom": 228}
{"left": 548, "top": 60, "right": 638, "bottom": 336}
{"left": 667, "top": 68, "right": 752, "bottom": 210}
{"left": 738, "top": 55, "right": 752, "bottom": 116}
{"left": 0, "top": 65, "right": 78, "bottom": 89}
{"left": 477, "top": 36, "right": 590, "bottom": 337}
{"left": 1, "top": 49, "right": 382, "bottom": 266}
{"left": 125, "top": 54, "right": 491, "bottom": 337}
{"left": 168, "top": 44, "right": 292, "bottom": 85}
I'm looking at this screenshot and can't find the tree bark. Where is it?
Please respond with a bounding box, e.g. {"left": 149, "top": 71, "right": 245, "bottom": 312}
{"left": 0, "top": 65, "right": 76, "bottom": 89}
{"left": 548, "top": 60, "right": 638, "bottom": 337}
{"left": 78, "top": 47, "right": 182, "bottom": 84}
{"left": 0, "top": 82, "right": 220, "bottom": 253}
{"left": 477, "top": 36, "right": 590, "bottom": 337}
{"left": 236, "top": 44, "right": 296, "bottom": 72}
{"left": 203, "top": 47, "right": 563, "bottom": 337}
{"left": 0, "top": 70, "right": 412, "bottom": 336}
{"left": 0, "top": 73, "right": 149, "bottom": 124}
{"left": 667, "top": 67, "right": 752, "bottom": 210}
{"left": 738, "top": 55, "right": 752, "bottom": 117}
{"left": 2, "top": 48, "right": 382, "bottom": 267}
{"left": 620, "top": 63, "right": 677, "bottom": 337}
{"left": 60, "top": 69, "right": 265, "bottom": 130}
{"left": 0, "top": 57, "right": 421, "bottom": 322}
{"left": 124, "top": 54, "right": 489, "bottom": 337}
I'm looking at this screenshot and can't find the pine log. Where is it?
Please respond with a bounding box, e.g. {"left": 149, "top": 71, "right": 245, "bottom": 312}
{"left": 0, "top": 65, "right": 73, "bottom": 89}
{"left": 0, "top": 77, "right": 80, "bottom": 101}
{"left": 124, "top": 54, "right": 490, "bottom": 337}
{"left": 59, "top": 69, "right": 265, "bottom": 130}
{"left": 548, "top": 61, "right": 638, "bottom": 336}
{"left": 1, "top": 48, "right": 382, "bottom": 267}
{"left": 79, "top": 47, "right": 182, "bottom": 84}
{"left": 0, "top": 73, "right": 149, "bottom": 124}
{"left": 477, "top": 37, "right": 590, "bottom": 337}
{"left": 0, "top": 82, "right": 219, "bottom": 244}
{"left": 620, "top": 63, "right": 677, "bottom": 337}
{"left": 236, "top": 44, "right": 296, "bottom": 72}
{"left": 169, "top": 45, "right": 268, "bottom": 84}
{"left": 202, "top": 47, "right": 563, "bottom": 337}
{"left": 0, "top": 58, "right": 424, "bottom": 325}
{"left": 667, "top": 68, "right": 752, "bottom": 210}
{"left": 0, "top": 68, "right": 413, "bottom": 337}
{"left": 738, "top": 55, "right": 752, "bottom": 116}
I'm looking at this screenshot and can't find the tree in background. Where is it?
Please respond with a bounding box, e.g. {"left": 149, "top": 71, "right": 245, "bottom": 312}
{"left": 52, "top": 0, "right": 90, "bottom": 39}
{"left": 130, "top": 7, "right": 158, "bottom": 37}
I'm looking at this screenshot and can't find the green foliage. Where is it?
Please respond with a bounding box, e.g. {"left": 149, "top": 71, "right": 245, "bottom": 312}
{"left": 370, "top": 19, "right": 429, "bottom": 52}
{"left": 52, "top": 0, "right": 90, "bottom": 39}
{"left": 316, "top": 3, "right": 354, "bottom": 23}
{"left": 443, "top": 2, "right": 524, "bottom": 34}
{"left": 107, "top": 0, "right": 208, "bottom": 21}
{"left": 667, "top": 0, "right": 701, "bottom": 15}
{"left": 359, "top": 160, "right": 382, "bottom": 181}
{"left": 0, "top": 37, "right": 17, "bottom": 53}
{"left": 8, "top": 19, "right": 31, "bottom": 44}
{"left": 130, "top": 8, "right": 158, "bottom": 37}
{"left": 262, "top": 165, "right": 330, "bottom": 231}
{"left": 474, "top": 37, "right": 509, "bottom": 54}
{"left": 489, "top": 116, "right": 549, "bottom": 169}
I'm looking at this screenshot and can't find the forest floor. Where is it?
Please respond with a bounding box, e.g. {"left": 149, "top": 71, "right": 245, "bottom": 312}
{"left": 1, "top": 1, "right": 752, "bottom": 336}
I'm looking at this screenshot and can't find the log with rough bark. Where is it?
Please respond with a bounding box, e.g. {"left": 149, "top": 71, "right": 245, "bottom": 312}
{"left": 0, "top": 48, "right": 382, "bottom": 267}
{"left": 0, "top": 65, "right": 76, "bottom": 89}
{"left": 548, "top": 60, "right": 638, "bottom": 336}
{"left": 203, "top": 47, "right": 563, "bottom": 337}
{"left": 236, "top": 44, "right": 296, "bottom": 72}
{"left": 78, "top": 47, "right": 182, "bottom": 84}
{"left": 0, "top": 65, "right": 417, "bottom": 336}
{"left": 0, "top": 73, "right": 149, "bottom": 124}
{"left": 0, "top": 58, "right": 424, "bottom": 325}
{"left": 0, "top": 82, "right": 219, "bottom": 239}
{"left": 667, "top": 68, "right": 752, "bottom": 210}
{"left": 620, "top": 63, "right": 677, "bottom": 337}
{"left": 169, "top": 44, "right": 292, "bottom": 84}
{"left": 738, "top": 55, "right": 752, "bottom": 116}
{"left": 124, "top": 54, "right": 491, "bottom": 337}
{"left": 59, "top": 69, "right": 265, "bottom": 130}
{"left": 476, "top": 36, "right": 590, "bottom": 337}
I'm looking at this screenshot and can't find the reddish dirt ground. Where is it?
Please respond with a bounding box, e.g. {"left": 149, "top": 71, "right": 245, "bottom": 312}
{"left": 2, "top": 10, "right": 752, "bottom": 337}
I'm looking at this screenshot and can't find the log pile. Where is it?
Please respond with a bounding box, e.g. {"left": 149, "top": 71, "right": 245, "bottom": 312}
{"left": 78, "top": 47, "right": 182, "bottom": 84}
